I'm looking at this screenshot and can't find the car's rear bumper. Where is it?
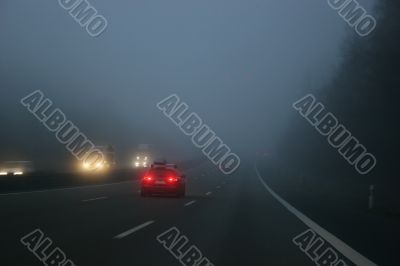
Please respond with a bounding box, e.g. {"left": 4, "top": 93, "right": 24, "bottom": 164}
{"left": 141, "top": 184, "right": 184, "bottom": 194}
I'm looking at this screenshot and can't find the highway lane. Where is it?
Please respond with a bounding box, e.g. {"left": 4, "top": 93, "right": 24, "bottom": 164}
{"left": 0, "top": 162, "right": 374, "bottom": 266}
{"left": 0, "top": 163, "right": 226, "bottom": 265}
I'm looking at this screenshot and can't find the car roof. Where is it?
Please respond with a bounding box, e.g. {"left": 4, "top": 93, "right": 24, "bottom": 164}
{"left": 151, "top": 162, "right": 177, "bottom": 168}
{"left": 147, "top": 167, "right": 182, "bottom": 174}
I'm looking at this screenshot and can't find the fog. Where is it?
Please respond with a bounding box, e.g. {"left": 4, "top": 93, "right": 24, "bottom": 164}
{"left": 0, "top": 0, "right": 376, "bottom": 170}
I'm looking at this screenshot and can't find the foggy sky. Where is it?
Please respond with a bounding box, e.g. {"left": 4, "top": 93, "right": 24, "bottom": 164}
{"left": 0, "top": 0, "right": 376, "bottom": 169}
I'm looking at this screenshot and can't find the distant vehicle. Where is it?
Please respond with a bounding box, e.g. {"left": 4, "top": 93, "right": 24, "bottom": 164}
{"left": 133, "top": 144, "right": 157, "bottom": 169}
{"left": 0, "top": 161, "right": 34, "bottom": 176}
{"left": 80, "top": 145, "right": 116, "bottom": 173}
{"left": 133, "top": 155, "right": 150, "bottom": 168}
{"left": 140, "top": 165, "right": 186, "bottom": 197}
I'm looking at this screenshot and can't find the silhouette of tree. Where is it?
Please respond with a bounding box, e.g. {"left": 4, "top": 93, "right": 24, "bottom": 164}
{"left": 279, "top": 0, "right": 399, "bottom": 181}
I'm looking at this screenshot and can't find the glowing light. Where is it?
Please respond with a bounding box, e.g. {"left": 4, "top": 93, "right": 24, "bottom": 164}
{"left": 143, "top": 176, "right": 153, "bottom": 181}
{"left": 167, "top": 177, "right": 178, "bottom": 182}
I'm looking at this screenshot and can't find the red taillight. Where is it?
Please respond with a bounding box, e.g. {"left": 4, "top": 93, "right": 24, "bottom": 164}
{"left": 167, "top": 176, "right": 178, "bottom": 183}
{"left": 143, "top": 176, "right": 153, "bottom": 182}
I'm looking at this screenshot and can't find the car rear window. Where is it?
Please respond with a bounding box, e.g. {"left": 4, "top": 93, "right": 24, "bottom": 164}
{"left": 148, "top": 169, "right": 177, "bottom": 176}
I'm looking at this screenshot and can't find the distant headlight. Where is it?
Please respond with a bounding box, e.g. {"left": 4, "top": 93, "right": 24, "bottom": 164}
{"left": 82, "top": 162, "right": 105, "bottom": 170}
{"left": 143, "top": 162, "right": 147, "bottom": 167}
{"left": 14, "top": 172, "right": 23, "bottom": 175}
{"left": 134, "top": 162, "right": 140, "bottom": 167}
{"left": 0, "top": 172, "right": 7, "bottom": 175}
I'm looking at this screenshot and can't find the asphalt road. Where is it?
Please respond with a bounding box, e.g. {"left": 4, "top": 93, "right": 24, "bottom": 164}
{"left": 0, "top": 163, "right": 376, "bottom": 266}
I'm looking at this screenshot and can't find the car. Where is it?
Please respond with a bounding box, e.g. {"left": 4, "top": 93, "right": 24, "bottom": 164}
{"left": 80, "top": 160, "right": 113, "bottom": 173}
{"left": 0, "top": 161, "right": 34, "bottom": 176}
{"left": 133, "top": 155, "right": 150, "bottom": 168}
{"left": 79, "top": 145, "right": 116, "bottom": 174}
{"left": 140, "top": 166, "right": 186, "bottom": 197}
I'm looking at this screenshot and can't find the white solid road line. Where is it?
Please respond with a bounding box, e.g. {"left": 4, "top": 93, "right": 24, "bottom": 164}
{"left": 0, "top": 180, "right": 139, "bottom": 197}
{"left": 114, "top": 221, "right": 155, "bottom": 239}
{"left": 205, "top": 191, "right": 212, "bottom": 196}
{"left": 254, "top": 165, "right": 377, "bottom": 266}
{"left": 184, "top": 200, "right": 196, "bottom": 207}
{"left": 81, "top": 196, "right": 108, "bottom": 202}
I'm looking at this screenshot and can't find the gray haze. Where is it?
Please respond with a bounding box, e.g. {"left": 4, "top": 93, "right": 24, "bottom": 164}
{"left": 0, "top": 0, "right": 375, "bottom": 169}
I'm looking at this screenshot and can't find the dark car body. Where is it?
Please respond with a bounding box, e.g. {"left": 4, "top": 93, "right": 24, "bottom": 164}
{"left": 140, "top": 167, "right": 186, "bottom": 197}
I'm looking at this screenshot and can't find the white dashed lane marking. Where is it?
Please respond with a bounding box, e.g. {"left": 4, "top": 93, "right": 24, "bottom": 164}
{"left": 184, "top": 200, "right": 196, "bottom": 207}
{"left": 114, "top": 221, "right": 155, "bottom": 239}
{"left": 81, "top": 196, "right": 108, "bottom": 202}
